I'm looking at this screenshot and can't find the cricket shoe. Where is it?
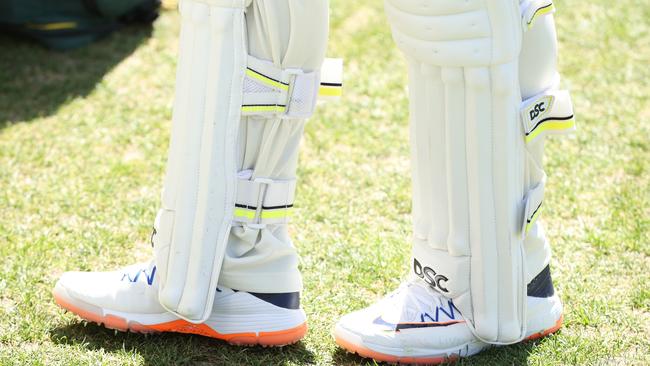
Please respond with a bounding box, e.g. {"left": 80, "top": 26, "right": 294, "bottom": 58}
{"left": 53, "top": 261, "right": 306, "bottom": 346}
{"left": 334, "top": 266, "right": 563, "bottom": 364}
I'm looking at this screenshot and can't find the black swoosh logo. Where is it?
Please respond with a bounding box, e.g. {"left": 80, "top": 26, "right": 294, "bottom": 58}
{"left": 372, "top": 316, "right": 464, "bottom": 331}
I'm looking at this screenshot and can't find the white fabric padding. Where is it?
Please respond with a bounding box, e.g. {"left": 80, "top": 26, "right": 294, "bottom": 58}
{"left": 388, "top": 0, "right": 572, "bottom": 344}
{"left": 152, "top": 0, "right": 332, "bottom": 321}
{"left": 386, "top": 0, "right": 527, "bottom": 344}
{"left": 152, "top": 0, "right": 248, "bottom": 323}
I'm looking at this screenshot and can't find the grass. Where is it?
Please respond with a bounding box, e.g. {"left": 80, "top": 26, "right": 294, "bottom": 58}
{"left": 0, "top": 0, "right": 648, "bottom": 364}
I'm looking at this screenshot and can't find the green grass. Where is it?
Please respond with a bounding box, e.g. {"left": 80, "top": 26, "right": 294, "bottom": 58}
{"left": 0, "top": 0, "right": 648, "bottom": 364}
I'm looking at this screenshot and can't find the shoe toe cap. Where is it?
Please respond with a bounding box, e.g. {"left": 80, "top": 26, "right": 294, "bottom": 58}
{"left": 335, "top": 305, "right": 477, "bottom": 352}
{"left": 54, "top": 269, "right": 164, "bottom": 314}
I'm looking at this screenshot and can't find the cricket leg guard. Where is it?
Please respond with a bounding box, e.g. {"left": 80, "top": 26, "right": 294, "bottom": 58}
{"left": 385, "top": 0, "right": 573, "bottom": 344}
{"left": 387, "top": 0, "right": 529, "bottom": 344}
{"left": 152, "top": 0, "right": 337, "bottom": 323}
{"left": 334, "top": 2, "right": 573, "bottom": 361}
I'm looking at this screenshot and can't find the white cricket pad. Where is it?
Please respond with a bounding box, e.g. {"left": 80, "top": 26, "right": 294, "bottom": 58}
{"left": 152, "top": 0, "right": 340, "bottom": 323}
{"left": 151, "top": 0, "right": 248, "bottom": 323}
{"left": 386, "top": 0, "right": 573, "bottom": 344}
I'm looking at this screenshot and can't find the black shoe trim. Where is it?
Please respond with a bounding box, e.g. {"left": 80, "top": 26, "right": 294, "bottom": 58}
{"left": 527, "top": 265, "right": 555, "bottom": 298}
{"left": 247, "top": 292, "right": 301, "bottom": 310}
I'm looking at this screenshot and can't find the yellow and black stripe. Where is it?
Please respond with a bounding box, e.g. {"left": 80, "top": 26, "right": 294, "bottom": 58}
{"left": 525, "top": 201, "right": 543, "bottom": 233}
{"left": 318, "top": 81, "right": 343, "bottom": 97}
{"left": 241, "top": 104, "right": 287, "bottom": 114}
{"left": 246, "top": 68, "right": 289, "bottom": 91}
{"left": 526, "top": 2, "right": 556, "bottom": 29}
{"left": 524, "top": 114, "right": 575, "bottom": 143}
{"left": 234, "top": 203, "right": 293, "bottom": 221}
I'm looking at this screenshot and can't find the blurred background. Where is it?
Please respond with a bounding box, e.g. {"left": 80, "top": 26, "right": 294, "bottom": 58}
{"left": 0, "top": 0, "right": 647, "bottom": 365}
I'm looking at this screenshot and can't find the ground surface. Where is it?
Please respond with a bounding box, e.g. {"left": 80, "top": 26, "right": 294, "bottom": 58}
{"left": 0, "top": 0, "right": 648, "bottom": 365}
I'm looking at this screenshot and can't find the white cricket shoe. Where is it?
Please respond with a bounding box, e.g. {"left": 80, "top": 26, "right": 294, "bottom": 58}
{"left": 53, "top": 261, "right": 307, "bottom": 346}
{"left": 334, "top": 266, "right": 563, "bottom": 364}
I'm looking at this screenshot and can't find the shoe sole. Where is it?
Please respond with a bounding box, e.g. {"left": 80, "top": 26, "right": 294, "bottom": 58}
{"left": 333, "top": 315, "right": 563, "bottom": 365}
{"left": 53, "top": 288, "right": 307, "bottom": 347}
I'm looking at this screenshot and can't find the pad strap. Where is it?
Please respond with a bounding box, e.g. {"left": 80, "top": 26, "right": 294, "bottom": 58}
{"left": 242, "top": 56, "right": 342, "bottom": 119}
{"left": 233, "top": 170, "right": 296, "bottom": 225}
{"left": 521, "top": 0, "right": 556, "bottom": 30}
{"left": 521, "top": 87, "right": 575, "bottom": 143}
{"left": 522, "top": 174, "right": 546, "bottom": 237}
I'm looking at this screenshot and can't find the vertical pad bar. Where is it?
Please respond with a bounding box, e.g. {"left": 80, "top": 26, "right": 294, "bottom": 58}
{"left": 153, "top": 0, "right": 247, "bottom": 323}
{"left": 464, "top": 66, "right": 500, "bottom": 342}
{"left": 441, "top": 68, "right": 470, "bottom": 256}
{"left": 490, "top": 62, "right": 525, "bottom": 341}
{"left": 409, "top": 63, "right": 449, "bottom": 249}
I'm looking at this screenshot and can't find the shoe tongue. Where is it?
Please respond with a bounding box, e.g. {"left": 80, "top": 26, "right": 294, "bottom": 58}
{"left": 380, "top": 280, "right": 458, "bottom": 324}
{"left": 379, "top": 282, "right": 431, "bottom": 323}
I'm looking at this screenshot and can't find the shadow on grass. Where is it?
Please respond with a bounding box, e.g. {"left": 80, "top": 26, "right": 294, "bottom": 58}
{"left": 0, "top": 24, "right": 152, "bottom": 127}
{"left": 331, "top": 337, "right": 555, "bottom": 365}
{"left": 49, "top": 321, "right": 315, "bottom": 366}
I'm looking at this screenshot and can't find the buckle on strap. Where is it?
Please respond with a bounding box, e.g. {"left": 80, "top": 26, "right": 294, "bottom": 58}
{"left": 520, "top": 87, "right": 575, "bottom": 143}
{"left": 521, "top": 175, "right": 546, "bottom": 237}
{"left": 241, "top": 56, "right": 342, "bottom": 119}
{"left": 520, "top": 0, "right": 556, "bottom": 30}
{"left": 233, "top": 172, "right": 296, "bottom": 226}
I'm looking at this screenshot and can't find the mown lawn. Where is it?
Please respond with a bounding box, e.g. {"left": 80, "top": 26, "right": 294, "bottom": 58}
{"left": 0, "top": 0, "right": 648, "bottom": 365}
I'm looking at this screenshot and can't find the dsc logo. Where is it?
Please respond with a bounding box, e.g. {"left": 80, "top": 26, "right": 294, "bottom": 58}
{"left": 529, "top": 102, "right": 547, "bottom": 121}
{"left": 413, "top": 258, "right": 449, "bottom": 293}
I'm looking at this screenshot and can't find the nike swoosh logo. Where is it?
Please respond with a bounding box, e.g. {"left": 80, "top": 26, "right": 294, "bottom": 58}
{"left": 372, "top": 316, "right": 465, "bottom": 331}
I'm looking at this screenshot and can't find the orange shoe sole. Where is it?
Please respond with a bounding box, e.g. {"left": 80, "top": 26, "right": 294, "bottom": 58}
{"left": 53, "top": 291, "right": 307, "bottom": 347}
{"left": 334, "top": 315, "right": 563, "bottom": 365}
{"left": 524, "top": 314, "right": 564, "bottom": 341}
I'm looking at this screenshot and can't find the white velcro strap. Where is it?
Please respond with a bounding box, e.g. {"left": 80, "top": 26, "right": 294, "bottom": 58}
{"left": 242, "top": 56, "right": 342, "bottom": 118}
{"left": 318, "top": 58, "right": 343, "bottom": 100}
{"left": 520, "top": 0, "right": 556, "bottom": 30}
{"left": 520, "top": 87, "right": 575, "bottom": 143}
{"left": 284, "top": 68, "right": 319, "bottom": 118}
{"left": 233, "top": 171, "right": 296, "bottom": 225}
{"left": 522, "top": 174, "right": 546, "bottom": 237}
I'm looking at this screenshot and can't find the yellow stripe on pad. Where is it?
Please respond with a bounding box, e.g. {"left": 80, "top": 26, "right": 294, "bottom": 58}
{"left": 234, "top": 207, "right": 291, "bottom": 221}
{"left": 525, "top": 118, "right": 575, "bottom": 143}
{"left": 260, "top": 209, "right": 291, "bottom": 220}
{"left": 318, "top": 85, "right": 342, "bottom": 97}
{"left": 234, "top": 208, "right": 256, "bottom": 220}
{"left": 527, "top": 3, "right": 556, "bottom": 29}
{"left": 525, "top": 208, "right": 542, "bottom": 233}
{"left": 246, "top": 69, "right": 289, "bottom": 91}
{"left": 241, "top": 105, "right": 286, "bottom": 114}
